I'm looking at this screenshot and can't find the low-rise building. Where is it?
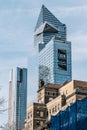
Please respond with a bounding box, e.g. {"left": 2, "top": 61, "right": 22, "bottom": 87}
{"left": 25, "top": 80, "right": 87, "bottom": 130}
{"left": 38, "top": 83, "right": 61, "bottom": 104}
{"left": 25, "top": 103, "right": 47, "bottom": 130}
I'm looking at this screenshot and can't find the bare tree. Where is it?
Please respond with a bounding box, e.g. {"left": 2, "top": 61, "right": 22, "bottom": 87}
{"left": 0, "top": 87, "right": 4, "bottom": 113}
{"left": 0, "top": 123, "right": 8, "bottom": 130}
{"left": 0, "top": 87, "right": 7, "bottom": 114}
{"left": 0, "top": 87, "right": 8, "bottom": 129}
{"left": 0, "top": 97, "right": 6, "bottom": 113}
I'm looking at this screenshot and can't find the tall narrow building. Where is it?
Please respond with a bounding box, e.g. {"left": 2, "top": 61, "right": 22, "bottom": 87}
{"left": 8, "top": 69, "right": 14, "bottom": 130}
{"left": 34, "top": 5, "right": 72, "bottom": 86}
{"left": 8, "top": 67, "right": 27, "bottom": 130}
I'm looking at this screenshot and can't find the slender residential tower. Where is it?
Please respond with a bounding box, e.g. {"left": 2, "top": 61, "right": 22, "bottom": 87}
{"left": 8, "top": 67, "right": 27, "bottom": 130}
{"left": 34, "top": 5, "right": 72, "bottom": 87}
{"left": 8, "top": 69, "right": 14, "bottom": 130}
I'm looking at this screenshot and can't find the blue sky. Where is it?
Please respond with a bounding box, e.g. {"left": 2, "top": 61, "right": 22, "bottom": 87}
{"left": 0, "top": 0, "right": 87, "bottom": 126}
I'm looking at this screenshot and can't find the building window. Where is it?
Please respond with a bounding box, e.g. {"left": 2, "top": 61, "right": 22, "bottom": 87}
{"left": 36, "top": 111, "right": 40, "bottom": 116}
{"left": 20, "top": 69, "right": 23, "bottom": 82}
{"left": 29, "top": 121, "right": 32, "bottom": 126}
{"left": 58, "top": 49, "right": 67, "bottom": 71}
{"left": 49, "top": 109, "right": 51, "bottom": 114}
{"left": 52, "top": 107, "right": 55, "bottom": 113}
{"left": 48, "top": 92, "right": 50, "bottom": 95}
{"left": 62, "top": 94, "right": 66, "bottom": 106}
{"left": 55, "top": 106, "right": 57, "bottom": 112}
{"left": 49, "top": 98, "right": 53, "bottom": 102}
{"left": 58, "top": 104, "right": 61, "bottom": 110}
{"left": 36, "top": 121, "right": 40, "bottom": 126}
{"left": 40, "top": 111, "right": 43, "bottom": 117}
{"left": 53, "top": 93, "right": 55, "bottom": 96}
{"left": 46, "top": 111, "right": 48, "bottom": 116}
{"left": 76, "top": 86, "right": 81, "bottom": 90}
{"left": 28, "top": 112, "right": 32, "bottom": 119}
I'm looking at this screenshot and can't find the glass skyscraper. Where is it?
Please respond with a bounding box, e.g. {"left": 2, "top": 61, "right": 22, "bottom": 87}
{"left": 34, "top": 5, "right": 72, "bottom": 86}
{"left": 8, "top": 67, "right": 27, "bottom": 130}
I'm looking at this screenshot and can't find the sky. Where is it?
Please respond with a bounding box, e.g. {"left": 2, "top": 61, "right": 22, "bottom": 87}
{"left": 0, "top": 0, "right": 87, "bottom": 127}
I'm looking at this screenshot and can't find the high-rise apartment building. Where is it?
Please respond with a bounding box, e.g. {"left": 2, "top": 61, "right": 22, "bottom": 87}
{"left": 8, "top": 69, "right": 14, "bottom": 130}
{"left": 34, "top": 5, "right": 72, "bottom": 86}
{"left": 8, "top": 67, "right": 27, "bottom": 130}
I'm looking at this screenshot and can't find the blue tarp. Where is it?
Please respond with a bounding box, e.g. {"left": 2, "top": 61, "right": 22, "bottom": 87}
{"left": 50, "top": 97, "right": 87, "bottom": 130}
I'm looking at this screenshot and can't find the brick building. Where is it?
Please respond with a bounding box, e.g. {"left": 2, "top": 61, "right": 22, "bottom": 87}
{"left": 25, "top": 80, "right": 87, "bottom": 130}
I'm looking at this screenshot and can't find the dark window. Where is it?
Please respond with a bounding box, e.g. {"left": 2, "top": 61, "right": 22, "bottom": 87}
{"left": 58, "top": 49, "right": 67, "bottom": 71}
{"left": 46, "top": 111, "right": 48, "bottom": 116}
{"left": 48, "top": 92, "right": 50, "bottom": 95}
{"left": 52, "top": 107, "right": 55, "bottom": 113}
{"left": 36, "top": 121, "right": 40, "bottom": 126}
{"left": 62, "top": 94, "right": 66, "bottom": 106}
{"left": 55, "top": 106, "right": 57, "bottom": 112}
{"left": 49, "top": 109, "right": 51, "bottom": 114}
{"left": 20, "top": 69, "right": 23, "bottom": 82}
{"left": 53, "top": 93, "right": 55, "bottom": 96}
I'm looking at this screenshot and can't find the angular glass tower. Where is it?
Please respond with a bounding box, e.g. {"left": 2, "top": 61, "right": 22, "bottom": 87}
{"left": 34, "top": 5, "right": 72, "bottom": 87}
{"left": 8, "top": 67, "right": 27, "bottom": 130}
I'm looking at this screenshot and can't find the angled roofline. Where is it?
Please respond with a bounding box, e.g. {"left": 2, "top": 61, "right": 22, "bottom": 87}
{"left": 34, "top": 21, "right": 59, "bottom": 35}
{"left": 35, "top": 5, "right": 64, "bottom": 32}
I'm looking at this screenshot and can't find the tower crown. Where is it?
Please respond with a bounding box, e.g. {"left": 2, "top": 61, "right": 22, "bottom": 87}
{"left": 34, "top": 5, "right": 66, "bottom": 47}
{"left": 35, "top": 5, "right": 63, "bottom": 31}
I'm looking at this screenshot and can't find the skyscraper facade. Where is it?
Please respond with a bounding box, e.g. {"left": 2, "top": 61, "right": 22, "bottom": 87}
{"left": 34, "top": 5, "right": 72, "bottom": 86}
{"left": 8, "top": 67, "right": 27, "bottom": 130}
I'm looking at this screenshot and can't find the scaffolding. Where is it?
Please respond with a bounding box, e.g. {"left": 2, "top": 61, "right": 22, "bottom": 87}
{"left": 50, "top": 97, "right": 87, "bottom": 130}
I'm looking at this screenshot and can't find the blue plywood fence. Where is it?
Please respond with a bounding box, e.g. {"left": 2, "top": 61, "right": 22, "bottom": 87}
{"left": 50, "top": 97, "right": 87, "bottom": 130}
